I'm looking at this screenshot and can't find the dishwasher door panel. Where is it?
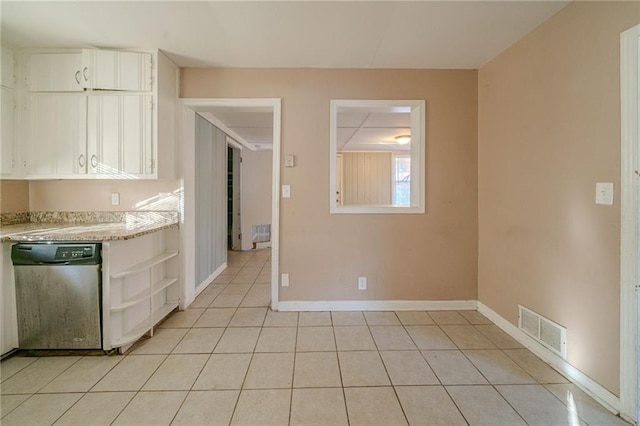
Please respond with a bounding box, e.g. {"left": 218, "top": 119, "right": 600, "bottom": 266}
{"left": 14, "top": 265, "right": 102, "bottom": 349}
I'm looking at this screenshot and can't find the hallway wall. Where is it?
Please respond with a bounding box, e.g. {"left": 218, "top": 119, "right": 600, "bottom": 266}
{"left": 181, "top": 68, "right": 478, "bottom": 302}
{"left": 477, "top": 1, "right": 639, "bottom": 395}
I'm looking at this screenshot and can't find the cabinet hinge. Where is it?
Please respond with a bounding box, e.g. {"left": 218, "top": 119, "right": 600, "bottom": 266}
{"left": 240, "top": 157, "right": 243, "bottom": 163}
{"left": 239, "top": 233, "right": 242, "bottom": 240}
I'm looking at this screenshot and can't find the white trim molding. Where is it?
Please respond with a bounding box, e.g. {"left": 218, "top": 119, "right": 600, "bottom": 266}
{"left": 200, "top": 112, "right": 257, "bottom": 152}
{"left": 197, "top": 263, "right": 227, "bottom": 299}
{"left": 179, "top": 98, "right": 282, "bottom": 311}
{"left": 277, "top": 299, "right": 477, "bottom": 312}
{"left": 329, "top": 99, "right": 426, "bottom": 214}
{"left": 478, "top": 302, "right": 620, "bottom": 416}
{"left": 620, "top": 23, "right": 640, "bottom": 425}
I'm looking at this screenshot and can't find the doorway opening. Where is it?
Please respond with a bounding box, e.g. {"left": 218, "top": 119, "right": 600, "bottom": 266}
{"left": 227, "top": 145, "right": 242, "bottom": 251}
{"left": 620, "top": 23, "right": 639, "bottom": 424}
{"left": 180, "top": 98, "right": 281, "bottom": 310}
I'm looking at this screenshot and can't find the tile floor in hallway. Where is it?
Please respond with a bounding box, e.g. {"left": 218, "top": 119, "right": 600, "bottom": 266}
{"left": 0, "top": 249, "right": 629, "bottom": 425}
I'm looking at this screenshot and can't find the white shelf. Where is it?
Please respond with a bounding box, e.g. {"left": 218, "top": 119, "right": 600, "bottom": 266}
{"left": 152, "top": 277, "right": 179, "bottom": 296}
{"left": 105, "top": 229, "right": 180, "bottom": 351}
{"left": 110, "top": 287, "right": 149, "bottom": 313}
{"left": 110, "top": 250, "right": 178, "bottom": 279}
{"left": 152, "top": 303, "right": 179, "bottom": 327}
{"left": 111, "top": 302, "right": 178, "bottom": 347}
{"left": 112, "top": 317, "right": 151, "bottom": 347}
{"left": 110, "top": 276, "right": 178, "bottom": 313}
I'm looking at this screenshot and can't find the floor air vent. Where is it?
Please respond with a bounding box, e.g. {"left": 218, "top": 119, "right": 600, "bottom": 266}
{"left": 518, "top": 305, "right": 567, "bottom": 359}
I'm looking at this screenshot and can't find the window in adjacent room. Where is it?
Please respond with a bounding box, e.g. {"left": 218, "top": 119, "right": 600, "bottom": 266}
{"left": 330, "top": 99, "right": 425, "bottom": 214}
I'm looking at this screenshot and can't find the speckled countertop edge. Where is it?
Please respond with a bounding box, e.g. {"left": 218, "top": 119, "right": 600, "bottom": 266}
{"left": 0, "top": 211, "right": 179, "bottom": 242}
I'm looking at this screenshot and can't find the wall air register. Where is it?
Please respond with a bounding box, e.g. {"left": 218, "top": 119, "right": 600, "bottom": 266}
{"left": 518, "top": 305, "right": 567, "bottom": 359}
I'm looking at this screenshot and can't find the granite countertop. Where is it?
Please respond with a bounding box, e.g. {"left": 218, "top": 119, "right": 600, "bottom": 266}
{"left": 0, "top": 211, "right": 179, "bottom": 242}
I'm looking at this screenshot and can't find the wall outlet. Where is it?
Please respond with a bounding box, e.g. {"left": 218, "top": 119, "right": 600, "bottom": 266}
{"left": 111, "top": 192, "right": 120, "bottom": 206}
{"left": 358, "top": 276, "right": 367, "bottom": 290}
{"left": 282, "top": 185, "right": 291, "bottom": 198}
{"left": 281, "top": 273, "right": 289, "bottom": 287}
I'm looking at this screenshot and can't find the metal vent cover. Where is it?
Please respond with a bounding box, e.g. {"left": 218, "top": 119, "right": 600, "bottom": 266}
{"left": 518, "top": 305, "right": 567, "bottom": 359}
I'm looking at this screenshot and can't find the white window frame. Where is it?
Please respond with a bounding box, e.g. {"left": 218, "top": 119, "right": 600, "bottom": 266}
{"left": 329, "top": 99, "right": 425, "bottom": 214}
{"left": 392, "top": 153, "right": 411, "bottom": 207}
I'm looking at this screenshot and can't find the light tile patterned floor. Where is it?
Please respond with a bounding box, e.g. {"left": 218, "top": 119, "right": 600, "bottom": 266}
{"left": 0, "top": 249, "right": 629, "bottom": 425}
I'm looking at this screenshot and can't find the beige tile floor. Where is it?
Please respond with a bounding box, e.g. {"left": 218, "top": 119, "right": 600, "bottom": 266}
{"left": 0, "top": 249, "right": 629, "bottom": 425}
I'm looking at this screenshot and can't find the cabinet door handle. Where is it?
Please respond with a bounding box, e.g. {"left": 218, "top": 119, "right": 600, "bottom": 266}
{"left": 78, "top": 154, "right": 85, "bottom": 167}
{"left": 75, "top": 70, "right": 81, "bottom": 85}
{"left": 90, "top": 155, "right": 98, "bottom": 168}
{"left": 82, "top": 67, "right": 89, "bottom": 82}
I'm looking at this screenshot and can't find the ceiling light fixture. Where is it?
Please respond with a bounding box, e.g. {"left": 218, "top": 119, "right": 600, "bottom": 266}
{"left": 395, "top": 135, "right": 411, "bottom": 145}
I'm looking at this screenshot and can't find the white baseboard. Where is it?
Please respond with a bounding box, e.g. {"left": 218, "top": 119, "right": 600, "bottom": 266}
{"left": 182, "top": 262, "right": 227, "bottom": 309}
{"left": 277, "top": 299, "right": 477, "bottom": 312}
{"left": 477, "top": 301, "right": 620, "bottom": 415}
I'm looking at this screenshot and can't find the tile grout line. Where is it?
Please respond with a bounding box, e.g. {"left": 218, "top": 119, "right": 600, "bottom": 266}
{"left": 1, "top": 256, "right": 625, "bottom": 426}
{"left": 228, "top": 250, "right": 265, "bottom": 424}
{"left": 329, "top": 311, "right": 352, "bottom": 426}
{"left": 286, "top": 304, "right": 301, "bottom": 426}
{"left": 376, "top": 311, "right": 412, "bottom": 425}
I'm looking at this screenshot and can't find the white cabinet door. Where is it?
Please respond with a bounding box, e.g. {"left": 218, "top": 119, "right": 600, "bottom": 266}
{"left": 1, "top": 87, "right": 15, "bottom": 175}
{"left": 25, "top": 53, "right": 84, "bottom": 92}
{"left": 87, "top": 94, "right": 153, "bottom": 177}
{"left": 1, "top": 243, "right": 19, "bottom": 355}
{"left": 25, "top": 94, "right": 87, "bottom": 176}
{"left": 2, "top": 46, "right": 15, "bottom": 88}
{"left": 82, "top": 49, "right": 152, "bottom": 92}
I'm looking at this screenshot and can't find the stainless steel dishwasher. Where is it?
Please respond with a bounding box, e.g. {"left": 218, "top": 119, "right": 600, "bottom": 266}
{"left": 11, "top": 243, "right": 102, "bottom": 350}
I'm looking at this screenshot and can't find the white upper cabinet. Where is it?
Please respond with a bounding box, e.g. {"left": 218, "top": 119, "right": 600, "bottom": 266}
{"left": 81, "top": 49, "right": 152, "bottom": 92}
{"left": 2, "top": 46, "right": 16, "bottom": 88}
{"left": 24, "top": 94, "right": 87, "bottom": 176}
{"left": 17, "top": 48, "right": 176, "bottom": 179}
{"left": 1, "top": 87, "right": 15, "bottom": 175}
{"left": 1, "top": 46, "right": 17, "bottom": 176}
{"left": 87, "top": 94, "right": 153, "bottom": 177}
{"left": 24, "top": 49, "right": 152, "bottom": 92}
{"left": 25, "top": 53, "right": 84, "bottom": 92}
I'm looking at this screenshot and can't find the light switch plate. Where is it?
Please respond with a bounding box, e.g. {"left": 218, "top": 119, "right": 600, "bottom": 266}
{"left": 285, "top": 155, "right": 295, "bottom": 167}
{"left": 595, "top": 182, "right": 614, "bottom": 205}
{"left": 111, "top": 192, "right": 120, "bottom": 206}
{"left": 281, "top": 273, "right": 289, "bottom": 287}
{"left": 282, "top": 185, "right": 291, "bottom": 198}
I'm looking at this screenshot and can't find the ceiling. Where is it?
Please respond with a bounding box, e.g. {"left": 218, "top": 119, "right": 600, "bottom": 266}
{"left": 1, "top": 1, "right": 570, "bottom": 147}
{"left": 338, "top": 112, "right": 411, "bottom": 152}
{"left": 1, "top": 1, "right": 569, "bottom": 69}
{"left": 197, "top": 107, "right": 275, "bottom": 148}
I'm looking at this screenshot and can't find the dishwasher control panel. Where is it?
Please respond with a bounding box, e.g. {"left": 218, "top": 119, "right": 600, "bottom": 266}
{"left": 55, "top": 246, "right": 94, "bottom": 260}
{"left": 12, "top": 243, "right": 102, "bottom": 265}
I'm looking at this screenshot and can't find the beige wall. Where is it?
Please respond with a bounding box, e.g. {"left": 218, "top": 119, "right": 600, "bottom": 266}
{"left": 241, "top": 148, "right": 273, "bottom": 250}
{"left": 0, "top": 180, "right": 29, "bottom": 213}
{"left": 182, "top": 68, "right": 478, "bottom": 301}
{"left": 478, "top": 1, "right": 639, "bottom": 395}
{"left": 28, "top": 180, "right": 181, "bottom": 212}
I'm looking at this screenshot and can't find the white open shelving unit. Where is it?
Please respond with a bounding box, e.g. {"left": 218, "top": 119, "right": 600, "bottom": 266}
{"left": 101, "top": 227, "right": 180, "bottom": 352}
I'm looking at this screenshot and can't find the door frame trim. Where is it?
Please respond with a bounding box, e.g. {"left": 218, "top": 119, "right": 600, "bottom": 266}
{"left": 179, "top": 98, "right": 281, "bottom": 309}
{"left": 620, "top": 23, "right": 639, "bottom": 424}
